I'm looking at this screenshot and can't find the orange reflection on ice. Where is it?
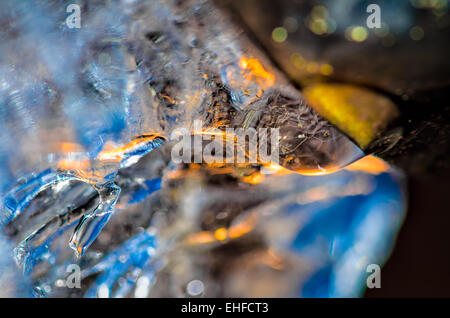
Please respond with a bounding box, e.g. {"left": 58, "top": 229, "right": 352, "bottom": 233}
{"left": 345, "top": 155, "right": 390, "bottom": 174}
{"left": 296, "top": 179, "right": 374, "bottom": 205}
{"left": 261, "top": 162, "right": 341, "bottom": 176}
{"left": 59, "top": 142, "right": 83, "bottom": 153}
{"left": 56, "top": 142, "right": 92, "bottom": 178}
{"left": 260, "top": 249, "right": 284, "bottom": 270}
{"left": 241, "top": 172, "right": 265, "bottom": 184}
{"left": 56, "top": 133, "right": 167, "bottom": 183}
{"left": 262, "top": 155, "right": 390, "bottom": 177}
{"left": 185, "top": 231, "right": 216, "bottom": 245}
{"left": 214, "top": 228, "right": 228, "bottom": 241}
{"left": 228, "top": 213, "right": 257, "bottom": 239}
{"left": 97, "top": 133, "right": 166, "bottom": 161}
{"left": 185, "top": 213, "right": 257, "bottom": 245}
{"left": 239, "top": 57, "right": 275, "bottom": 87}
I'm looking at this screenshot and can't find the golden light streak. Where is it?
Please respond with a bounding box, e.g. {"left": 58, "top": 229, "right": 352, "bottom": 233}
{"left": 185, "top": 213, "right": 258, "bottom": 246}
{"left": 57, "top": 133, "right": 167, "bottom": 183}
{"left": 228, "top": 213, "right": 257, "bottom": 239}
{"left": 345, "top": 155, "right": 390, "bottom": 174}
{"left": 185, "top": 231, "right": 216, "bottom": 245}
{"left": 239, "top": 57, "right": 275, "bottom": 87}
{"left": 59, "top": 142, "right": 83, "bottom": 153}
{"left": 214, "top": 228, "right": 228, "bottom": 241}
{"left": 241, "top": 172, "right": 265, "bottom": 185}
{"left": 97, "top": 133, "right": 166, "bottom": 161}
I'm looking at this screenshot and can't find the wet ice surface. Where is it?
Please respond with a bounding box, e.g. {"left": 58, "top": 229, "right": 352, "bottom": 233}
{"left": 0, "top": 233, "right": 30, "bottom": 297}
{"left": 0, "top": 0, "right": 406, "bottom": 297}
{"left": 2, "top": 156, "right": 405, "bottom": 297}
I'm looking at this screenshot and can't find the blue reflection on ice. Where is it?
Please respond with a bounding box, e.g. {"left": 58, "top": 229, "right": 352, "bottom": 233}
{"left": 290, "top": 172, "right": 405, "bottom": 297}
{"left": 0, "top": 0, "right": 407, "bottom": 298}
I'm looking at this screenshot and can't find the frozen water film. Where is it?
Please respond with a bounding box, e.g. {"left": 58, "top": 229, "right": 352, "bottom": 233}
{"left": 0, "top": 0, "right": 406, "bottom": 298}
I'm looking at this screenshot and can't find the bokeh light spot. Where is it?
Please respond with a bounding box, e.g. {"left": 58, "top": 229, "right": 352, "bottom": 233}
{"left": 272, "top": 27, "right": 288, "bottom": 43}
{"left": 409, "top": 26, "right": 424, "bottom": 41}
{"left": 350, "top": 26, "right": 368, "bottom": 42}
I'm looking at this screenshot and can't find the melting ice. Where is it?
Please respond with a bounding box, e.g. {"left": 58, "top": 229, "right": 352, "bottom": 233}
{"left": 0, "top": 0, "right": 406, "bottom": 298}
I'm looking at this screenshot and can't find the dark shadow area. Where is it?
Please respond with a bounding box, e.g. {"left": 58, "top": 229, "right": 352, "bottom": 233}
{"left": 366, "top": 171, "right": 450, "bottom": 297}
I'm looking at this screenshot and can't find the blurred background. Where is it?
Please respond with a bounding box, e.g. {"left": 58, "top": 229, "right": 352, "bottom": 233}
{"left": 0, "top": 0, "right": 449, "bottom": 297}
{"left": 218, "top": 0, "right": 450, "bottom": 297}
